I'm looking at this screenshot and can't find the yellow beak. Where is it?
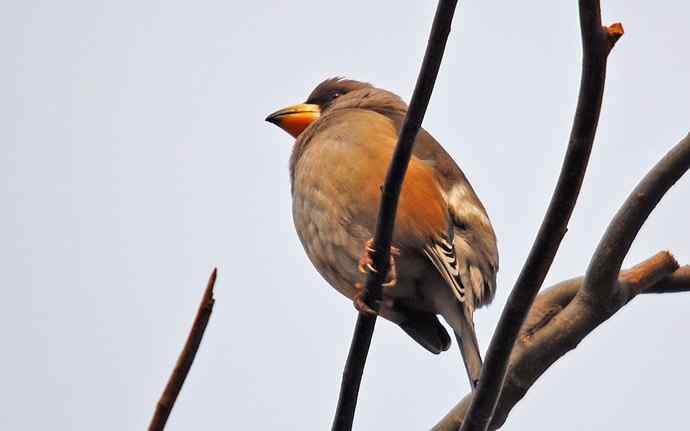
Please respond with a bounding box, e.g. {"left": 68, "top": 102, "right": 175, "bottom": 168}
{"left": 265, "top": 103, "right": 321, "bottom": 138}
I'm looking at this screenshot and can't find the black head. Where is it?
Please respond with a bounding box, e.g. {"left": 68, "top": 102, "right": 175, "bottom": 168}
{"left": 305, "top": 78, "right": 373, "bottom": 111}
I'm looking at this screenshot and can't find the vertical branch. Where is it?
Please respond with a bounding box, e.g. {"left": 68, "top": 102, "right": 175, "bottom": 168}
{"left": 330, "top": 1, "right": 458, "bottom": 430}
{"left": 459, "top": 2, "right": 623, "bottom": 431}
{"left": 148, "top": 268, "right": 217, "bottom": 431}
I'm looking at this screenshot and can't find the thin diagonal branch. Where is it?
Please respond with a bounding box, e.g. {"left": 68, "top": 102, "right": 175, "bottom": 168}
{"left": 331, "top": 2, "right": 458, "bottom": 430}
{"left": 582, "top": 133, "right": 690, "bottom": 307}
{"left": 459, "top": 3, "right": 623, "bottom": 430}
{"left": 148, "top": 268, "right": 217, "bottom": 431}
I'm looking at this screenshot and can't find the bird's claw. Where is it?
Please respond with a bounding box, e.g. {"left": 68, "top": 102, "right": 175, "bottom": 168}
{"left": 353, "top": 285, "right": 395, "bottom": 315}
{"left": 358, "top": 239, "right": 377, "bottom": 274}
{"left": 357, "top": 239, "right": 399, "bottom": 288}
{"left": 353, "top": 288, "right": 377, "bottom": 315}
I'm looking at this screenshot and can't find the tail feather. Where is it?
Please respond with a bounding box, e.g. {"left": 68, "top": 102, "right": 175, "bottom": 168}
{"left": 399, "top": 311, "right": 451, "bottom": 354}
{"left": 452, "top": 314, "right": 483, "bottom": 387}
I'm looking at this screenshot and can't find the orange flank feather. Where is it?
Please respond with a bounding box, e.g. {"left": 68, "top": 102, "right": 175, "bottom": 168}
{"left": 336, "top": 109, "right": 447, "bottom": 247}
{"left": 395, "top": 160, "right": 448, "bottom": 244}
{"left": 291, "top": 107, "right": 449, "bottom": 252}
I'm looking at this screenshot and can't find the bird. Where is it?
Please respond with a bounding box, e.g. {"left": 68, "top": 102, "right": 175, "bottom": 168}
{"left": 266, "top": 78, "right": 498, "bottom": 387}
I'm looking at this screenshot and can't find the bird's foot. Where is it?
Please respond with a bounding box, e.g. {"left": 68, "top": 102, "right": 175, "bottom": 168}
{"left": 357, "top": 239, "right": 399, "bottom": 288}
{"left": 353, "top": 285, "right": 377, "bottom": 315}
{"left": 353, "top": 283, "right": 395, "bottom": 315}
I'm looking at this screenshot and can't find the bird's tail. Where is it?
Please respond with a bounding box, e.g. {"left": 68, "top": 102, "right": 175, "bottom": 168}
{"left": 398, "top": 310, "right": 452, "bottom": 354}
{"left": 452, "top": 313, "right": 483, "bottom": 388}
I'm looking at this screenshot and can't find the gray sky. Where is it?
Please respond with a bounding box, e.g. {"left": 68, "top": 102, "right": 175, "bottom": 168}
{"left": 2, "top": 1, "right": 689, "bottom": 429}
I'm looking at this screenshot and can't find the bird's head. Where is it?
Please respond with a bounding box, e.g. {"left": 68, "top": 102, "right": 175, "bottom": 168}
{"left": 265, "top": 78, "right": 373, "bottom": 138}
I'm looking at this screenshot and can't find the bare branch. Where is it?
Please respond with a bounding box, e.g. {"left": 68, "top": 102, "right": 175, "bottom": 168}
{"left": 148, "top": 269, "right": 217, "bottom": 431}
{"left": 509, "top": 254, "right": 688, "bottom": 312}
{"left": 433, "top": 253, "right": 686, "bottom": 431}
{"left": 644, "top": 265, "right": 690, "bottom": 294}
{"left": 619, "top": 251, "right": 681, "bottom": 291}
{"left": 331, "top": 2, "right": 459, "bottom": 430}
{"left": 582, "top": 133, "right": 690, "bottom": 307}
{"left": 458, "top": 4, "right": 622, "bottom": 431}
{"left": 436, "top": 127, "right": 690, "bottom": 429}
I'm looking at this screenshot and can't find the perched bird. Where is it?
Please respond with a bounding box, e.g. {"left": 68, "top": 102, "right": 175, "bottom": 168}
{"left": 266, "top": 78, "right": 498, "bottom": 386}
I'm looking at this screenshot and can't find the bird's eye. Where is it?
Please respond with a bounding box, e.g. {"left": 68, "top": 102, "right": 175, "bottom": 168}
{"left": 331, "top": 92, "right": 341, "bottom": 100}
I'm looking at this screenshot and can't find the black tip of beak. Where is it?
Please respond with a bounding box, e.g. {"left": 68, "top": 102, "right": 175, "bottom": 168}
{"left": 265, "top": 112, "right": 281, "bottom": 125}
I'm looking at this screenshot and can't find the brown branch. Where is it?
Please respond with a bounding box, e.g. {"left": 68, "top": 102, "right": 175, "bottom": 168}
{"left": 458, "top": 3, "right": 623, "bottom": 431}
{"left": 582, "top": 133, "right": 690, "bottom": 307}
{"left": 618, "top": 251, "right": 680, "bottom": 291}
{"left": 644, "top": 265, "right": 690, "bottom": 294}
{"left": 503, "top": 257, "right": 690, "bottom": 314}
{"left": 433, "top": 252, "right": 687, "bottom": 431}
{"left": 148, "top": 268, "right": 217, "bottom": 431}
{"left": 435, "top": 128, "right": 690, "bottom": 429}
{"left": 330, "top": 2, "right": 458, "bottom": 430}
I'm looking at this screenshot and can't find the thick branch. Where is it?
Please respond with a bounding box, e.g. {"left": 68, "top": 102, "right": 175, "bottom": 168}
{"left": 148, "top": 269, "right": 217, "bottom": 431}
{"left": 582, "top": 133, "right": 690, "bottom": 307}
{"left": 458, "top": 4, "right": 622, "bottom": 431}
{"left": 331, "top": 2, "right": 458, "bottom": 430}
{"left": 433, "top": 253, "right": 686, "bottom": 431}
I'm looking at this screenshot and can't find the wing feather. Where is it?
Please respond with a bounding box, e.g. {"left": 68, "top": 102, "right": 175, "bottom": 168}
{"left": 424, "top": 237, "right": 466, "bottom": 303}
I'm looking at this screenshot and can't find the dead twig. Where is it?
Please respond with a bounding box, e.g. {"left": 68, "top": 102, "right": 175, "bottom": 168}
{"left": 148, "top": 268, "right": 217, "bottom": 431}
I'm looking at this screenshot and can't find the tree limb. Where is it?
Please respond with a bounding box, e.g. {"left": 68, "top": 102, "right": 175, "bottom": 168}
{"left": 434, "top": 129, "right": 690, "bottom": 430}
{"left": 433, "top": 252, "right": 687, "bottom": 431}
{"left": 644, "top": 265, "right": 690, "bottom": 294}
{"left": 331, "top": 2, "right": 458, "bottom": 430}
{"left": 148, "top": 268, "right": 217, "bottom": 431}
{"left": 458, "top": 3, "right": 623, "bottom": 430}
{"left": 582, "top": 133, "right": 690, "bottom": 307}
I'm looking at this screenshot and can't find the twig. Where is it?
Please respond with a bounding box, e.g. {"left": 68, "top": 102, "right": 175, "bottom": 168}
{"left": 148, "top": 268, "right": 217, "bottom": 431}
{"left": 582, "top": 133, "right": 690, "bottom": 307}
{"left": 330, "top": 1, "right": 458, "bottom": 430}
{"left": 459, "top": 2, "right": 623, "bottom": 430}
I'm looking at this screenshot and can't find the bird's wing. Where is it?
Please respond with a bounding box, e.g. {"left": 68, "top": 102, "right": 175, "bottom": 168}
{"left": 423, "top": 234, "right": 467, "bottom": 303}
{"left": 379, "top": 110, "right": 498, "bottom": 306}
{"left": 423, "top": 229, "right": 487, "bottom": 313}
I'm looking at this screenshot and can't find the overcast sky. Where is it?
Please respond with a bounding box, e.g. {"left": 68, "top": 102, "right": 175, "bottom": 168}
{"left": 2, "top": 1, "right": 689, "bottom": 430}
